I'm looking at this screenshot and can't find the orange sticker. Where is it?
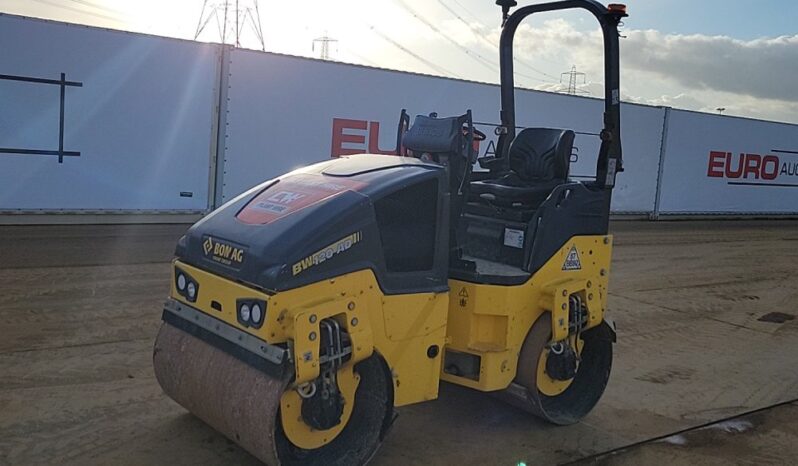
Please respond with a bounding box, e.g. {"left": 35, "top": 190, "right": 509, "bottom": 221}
{"left": 236, "top": 174, "right": 366, "bottom": 225}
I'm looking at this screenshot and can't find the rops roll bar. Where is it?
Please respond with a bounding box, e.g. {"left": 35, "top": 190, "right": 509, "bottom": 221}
{"left": 495, "top": 0, "right": 627, "bottom": 188}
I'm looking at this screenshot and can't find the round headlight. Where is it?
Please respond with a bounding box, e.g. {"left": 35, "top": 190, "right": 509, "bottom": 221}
{"left": 177, "top": 274, "right": 186, "bottom": 291}
{"left": 251, "top": 304, "right": 262, "bottom": 324}
{"left": 239, "top": 303, "right": 251, "bottom": 322}
{"left": 187, "top": 282, "right": 196, "bottom": 299}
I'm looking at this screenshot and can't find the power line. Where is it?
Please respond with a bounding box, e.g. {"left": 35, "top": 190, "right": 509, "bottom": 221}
{"left": 66, "top": 0, "right": 126, "bottom": 16}
{"left": 447, "top": 0, "right": 484, "bottom": 24}
{"left": 368, "top": 26, "right": 460, "bottom": 78}
{"left": 393, "top": 0, "right": 556, "bottom": 86}
{"left": 435, "top": 0, "right": 561, "bottom": 81}
{"left": 393, "top": 0, "right": 499, "bottom": 73}
{"left": 340, "top": 47, "right": 381, "bottom": 67}
{"left": 30, "top": 0, "right": 123, "bottom": 23}
{"left": 435, "top": 0, "right": 494, "bottom": 45}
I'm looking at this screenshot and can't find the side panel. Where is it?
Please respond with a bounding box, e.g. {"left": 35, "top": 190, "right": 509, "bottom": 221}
{"left": 0, "top": 15, "right": 218, "bottom": 211}
{"left": 443, "top": 235, "right": 612, "bottom": 392}
{"left": 171, "top": 262, "right": 447, "bottom": 407}
{"left": 220, "top": 50, "right": 665, "bottom": 213}
{"left": 658, "top": 110, "right": 798, "bottom": 214}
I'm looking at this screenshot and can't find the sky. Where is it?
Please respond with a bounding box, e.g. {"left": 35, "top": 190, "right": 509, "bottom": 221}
{"left": 1, "top": 0, "right": 796, "bottom": 124}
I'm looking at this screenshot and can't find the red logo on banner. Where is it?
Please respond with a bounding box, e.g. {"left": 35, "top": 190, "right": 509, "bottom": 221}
{"left": 236, "top": 173, "right": 366, "bottom": 224}
{"left": 331, "top": 117, "right": 483, "bottom": 158}
{"left": 706, "top": 150, "right": 798, "bottom": 187}
{"left": 707, "top": 151, "right": 779, "bottom": 180}
{"left": 331, "top": 118, "right": 395, "bottom": 157}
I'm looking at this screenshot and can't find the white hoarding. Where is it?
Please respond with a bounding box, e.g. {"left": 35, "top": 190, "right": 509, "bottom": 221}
{"left": 0, "top": 15, "right": 218, "bottom": 211}
{"left": 658, "top": 110, "right": 798, "bottom": 214}
{"left": 220, "top": 50, "right": 665, "bottom": 213}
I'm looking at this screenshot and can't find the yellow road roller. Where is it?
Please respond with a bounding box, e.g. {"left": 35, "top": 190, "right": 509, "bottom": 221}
{"left": 153, "top": 1, "right": 627, "bottom": 464}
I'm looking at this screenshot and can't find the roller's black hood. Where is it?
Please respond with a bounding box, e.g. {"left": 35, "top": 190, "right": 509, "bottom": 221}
{"left": 176, "top": 154, "right": 446, "bottom": 294}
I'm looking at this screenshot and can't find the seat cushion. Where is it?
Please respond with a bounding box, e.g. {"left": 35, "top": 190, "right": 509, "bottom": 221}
{"left": 468, "top": 128, "right": 574, "bottom": 210}
{"left": 470, "top": 174, "right": 561, "bottom": 207}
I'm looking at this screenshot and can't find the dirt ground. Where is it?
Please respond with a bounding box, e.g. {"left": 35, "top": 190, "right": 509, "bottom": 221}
{"left": 1, "top": 220, "right": 797, "bottom": 465}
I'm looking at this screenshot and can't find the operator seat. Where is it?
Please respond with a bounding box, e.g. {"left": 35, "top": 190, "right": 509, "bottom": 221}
{"left": 470, "top": 128, "right": 574, "bottom": 210}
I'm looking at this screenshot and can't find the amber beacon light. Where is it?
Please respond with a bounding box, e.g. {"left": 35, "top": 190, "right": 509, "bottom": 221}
{"left": 607, "top": 3, "right": 627, "bottom": 14}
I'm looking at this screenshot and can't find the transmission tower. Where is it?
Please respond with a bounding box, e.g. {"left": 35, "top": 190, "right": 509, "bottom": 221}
{"left": 312, "top": 33, "right": 338, "bottom": 60}
{"left": 559, "top": 65, "right": 588, "bottom": 95}
{"left": 194, "top": 0, "right": 266, "bottom": 51}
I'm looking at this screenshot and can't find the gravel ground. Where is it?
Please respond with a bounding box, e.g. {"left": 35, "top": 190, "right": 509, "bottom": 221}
{"left": 1, "top": 220, "right": 797, "bottom": 465}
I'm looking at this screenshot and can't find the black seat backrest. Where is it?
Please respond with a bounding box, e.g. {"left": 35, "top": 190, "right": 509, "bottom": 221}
{"left": 509, "top": 128, "right": 574, "bottom": 182}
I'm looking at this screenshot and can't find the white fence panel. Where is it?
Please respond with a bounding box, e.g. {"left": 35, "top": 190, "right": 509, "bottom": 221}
{"left": 658, "top": 109, "right": 798, "bottom": 214}
{"left": 220, "top": 50, "right": 664, "bottom": 213}
{"left": 4, "top": 17, "right": 798, "bottom": 218}
{"left": 0, "top": 15, "right": 219, "bottom": 211}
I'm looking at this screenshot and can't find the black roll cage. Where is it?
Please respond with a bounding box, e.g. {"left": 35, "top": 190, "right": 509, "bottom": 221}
{"left": 496, "top": 0, "right": 627, "bottom": 188}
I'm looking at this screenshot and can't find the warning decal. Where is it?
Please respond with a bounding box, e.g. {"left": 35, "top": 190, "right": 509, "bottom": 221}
{"left": 458, "top": 287, "right": 469, "bottom": 308}
{"left": 562, "top": 245, "right": 582, "bottom": 271}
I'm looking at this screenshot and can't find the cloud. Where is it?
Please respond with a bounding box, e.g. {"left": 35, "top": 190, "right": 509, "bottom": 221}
{"left": 399, "top": 14, "right": 798, "bottom": 123}
{"left": 509, "top": 20, "right": 798, "bottom": 103}
{"left": 620, "top": 90, "right": 798, "bottom": 125}
{"left": 503, "top": 19, "right": 603, "bottom": 71}
{"left": 623, "top": 30, "right": 798, "bottom": 102}
{"left": 624, "top": 93, "right": 704, "bottom": 109}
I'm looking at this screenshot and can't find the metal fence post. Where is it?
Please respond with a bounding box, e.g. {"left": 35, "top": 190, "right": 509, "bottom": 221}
{"left": 210, "top": 45, "right": 233, "bottom": 210}
{"left": 651, "top": 106, "right": 671, "bottom": 220}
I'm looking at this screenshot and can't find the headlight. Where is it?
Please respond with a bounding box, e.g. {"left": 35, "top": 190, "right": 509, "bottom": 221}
{"left": 236, "top": 299, "right": 266, "bottom": 328}
{"left": 186, "top": 282, "right": 197, "bottom": 300}
{"left": 174, "top": 267, "right": 198, "bottom": 302}
{"left": 239, "top": 303, "right": 251, "bottom": 322}
{"left": 251, "top": 303, "right": 262, "bottom": 325}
